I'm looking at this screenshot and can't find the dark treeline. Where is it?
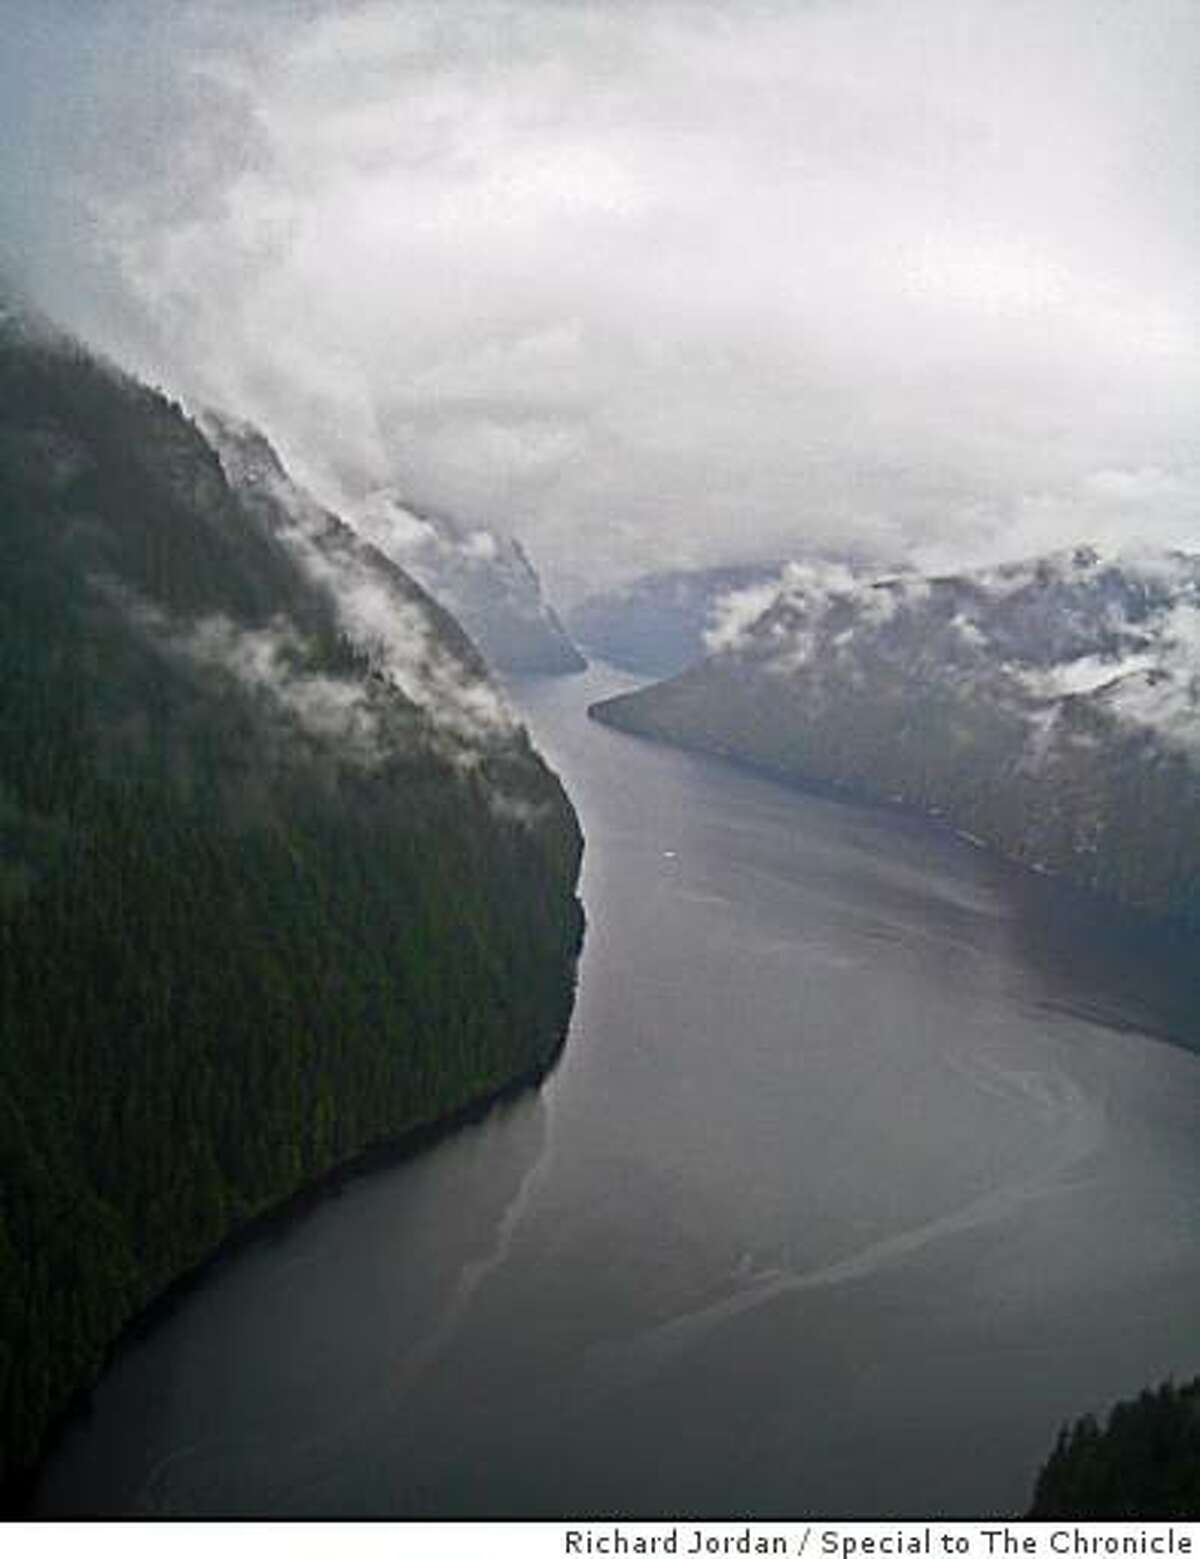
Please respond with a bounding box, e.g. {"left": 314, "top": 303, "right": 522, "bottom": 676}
{"left": 1030, "top": 1379, "right": 1200, "bottom": 1517}
{"left": 0, "top": 311, "right": 583, "bottom": 1500}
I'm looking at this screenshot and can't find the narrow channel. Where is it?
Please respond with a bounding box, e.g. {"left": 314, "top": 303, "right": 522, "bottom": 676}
{"left": 37, "top": 665, "right": 1200, "bottom": 1518}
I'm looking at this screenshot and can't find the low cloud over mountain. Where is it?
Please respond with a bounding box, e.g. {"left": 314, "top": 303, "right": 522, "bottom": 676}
{"left": 3, "top": 1, "right": 1199, "bottom": 588}
{"left": 593, "top": 546, "right": 1200, "bottom": 923}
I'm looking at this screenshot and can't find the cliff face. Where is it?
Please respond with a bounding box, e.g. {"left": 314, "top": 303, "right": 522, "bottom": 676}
{"left": 353, "top": 489, "right": 586, "bottom": 676}
{"left": 0, "top": 310, "right": 583, "bottom": 1494}
{"left": 591, "top": 549, "right": 1200, "bottom": 925}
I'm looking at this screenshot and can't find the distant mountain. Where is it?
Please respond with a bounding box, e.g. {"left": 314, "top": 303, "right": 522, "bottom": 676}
{"left": 592, "top": 547, "right": 1200, "bottom": 925}
{"left": 0, "top": 307, "right": 583, "bottom": 1498}
{"left": 353, "top": 490, "right": 585, "bottom": 676}
{"left": 567, "top": 563, "right": 792, "bottom": 677}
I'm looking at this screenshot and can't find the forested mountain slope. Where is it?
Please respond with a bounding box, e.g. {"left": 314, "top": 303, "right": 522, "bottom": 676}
{"left": 0, "top": 306, "right": 583, "bottom": 1499}
{"left": 592, "top": 550, "right": 1200, "bottom": 925}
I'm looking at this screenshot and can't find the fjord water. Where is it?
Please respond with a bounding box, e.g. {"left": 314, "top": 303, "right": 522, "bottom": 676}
{"left": 38, "top": 666, "right": 1200, "bottom": 1517}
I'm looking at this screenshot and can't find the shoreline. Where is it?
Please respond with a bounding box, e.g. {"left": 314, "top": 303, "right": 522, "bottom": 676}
{"left": 8, "top": 908, "right": 584, "bottom": 1520}
{"left": 585, "top": 699, "right": 1181, "bottom": 916}
{"left": 586, "top": 701, "right": 1200, "bottom": 1045}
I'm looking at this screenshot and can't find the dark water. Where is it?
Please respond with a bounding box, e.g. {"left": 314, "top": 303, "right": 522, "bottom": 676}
{"left": 37, "top": 666, "right": 1200, "bottom": 1518}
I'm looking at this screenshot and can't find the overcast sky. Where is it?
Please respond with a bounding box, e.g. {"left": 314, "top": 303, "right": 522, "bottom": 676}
{"left": 4, "top": 0, "right": 1199, "bottom": 592}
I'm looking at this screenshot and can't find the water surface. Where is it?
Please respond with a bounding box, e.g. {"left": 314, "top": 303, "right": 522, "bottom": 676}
{"left": 38, "top": 665, "right": 1200, "bottom": 1517}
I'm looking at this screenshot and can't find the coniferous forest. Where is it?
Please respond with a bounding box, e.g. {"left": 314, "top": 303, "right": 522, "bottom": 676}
{"left": 0, "top": 309, "right": 584, "bottom": 1501}
{"left": 1030, "top": 1379, "right": 1200, "bottom": 1518}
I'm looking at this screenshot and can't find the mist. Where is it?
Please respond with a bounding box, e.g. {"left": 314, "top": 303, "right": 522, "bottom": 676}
{"left": 4, "top": 0, "right": 1199, "bottom": 595}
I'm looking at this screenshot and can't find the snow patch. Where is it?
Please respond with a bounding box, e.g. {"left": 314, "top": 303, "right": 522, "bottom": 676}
{"left": 1019, "top": 652, "right": 1158, "bottom": 700}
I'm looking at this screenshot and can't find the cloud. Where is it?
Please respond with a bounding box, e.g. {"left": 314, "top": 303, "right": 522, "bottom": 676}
{"left": 704, "top": 579, "right": 791, "bottom": 655}
{"left": 180, "top": 612, "right": 386, "bottom": 762}
{"left": 200, "top": 410, "right": 521, "bottom": 756}
{"left": 4, "top": 0, "right": 1200, "bottom": 590}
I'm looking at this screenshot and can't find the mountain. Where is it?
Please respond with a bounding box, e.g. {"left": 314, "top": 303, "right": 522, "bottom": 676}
{"left": 352, "top": 490, "right": 586, "bottom": 676}
{"left": 0, "top": 306, "right": 584, "bottom": 1499}
{"left": 567, "top": 562, "right": 793, "bottom": 677}
{"left": 591, "top": 548, "right": 1200, "bottom": 925}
